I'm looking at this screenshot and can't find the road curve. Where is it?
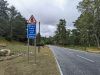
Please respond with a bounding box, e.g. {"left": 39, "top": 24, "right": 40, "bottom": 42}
{"left": 48, "top": 45, "right": 100, "bottom": 75}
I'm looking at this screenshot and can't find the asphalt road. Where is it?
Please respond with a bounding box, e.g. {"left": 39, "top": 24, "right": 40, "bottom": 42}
{"left": 48, "top": 45, "right": 100, "bottom": 75}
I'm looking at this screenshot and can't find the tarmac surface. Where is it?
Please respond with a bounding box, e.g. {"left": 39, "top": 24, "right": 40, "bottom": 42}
{"left": 49, "top": 45, "right": 100, "bottom": 75}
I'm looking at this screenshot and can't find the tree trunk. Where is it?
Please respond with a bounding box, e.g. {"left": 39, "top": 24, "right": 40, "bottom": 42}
{"left": 94, "top": 34, "right": 100, "bottom": 48}
{"left": 92, "top": 23, "right": 100, "bottom": 48}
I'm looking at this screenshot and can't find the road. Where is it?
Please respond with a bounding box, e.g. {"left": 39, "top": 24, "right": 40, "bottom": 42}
{"left": 48, "top": 45, "right": 100, "bottom": 75}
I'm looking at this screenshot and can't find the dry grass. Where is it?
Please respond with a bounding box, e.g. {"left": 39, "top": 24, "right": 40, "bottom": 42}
{"left": 86, "top": 47, "right": 100, "bottom": 53}
{"left": 65, "top": 46, "right": 100, "bottom": 54}
{"left": 0, "top": 43, "right": 60, "bottom": 75}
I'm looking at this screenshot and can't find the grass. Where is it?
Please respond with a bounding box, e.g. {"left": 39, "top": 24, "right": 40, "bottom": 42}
{"left": 86, "top": 47, "right": 100, "bottom": 53}
{"left": 0, "top": 40, "right": 60, "bottom": 75}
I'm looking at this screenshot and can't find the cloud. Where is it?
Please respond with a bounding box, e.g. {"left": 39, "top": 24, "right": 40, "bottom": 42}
{"left": 6, "top": 0, "right": 82, "bottom": 36}
{"left": 36, "top": 24, "right": 56, "bottom": 37}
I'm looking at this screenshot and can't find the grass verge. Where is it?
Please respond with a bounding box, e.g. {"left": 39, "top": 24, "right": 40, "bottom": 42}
{"left": 0, "top": 42, "right": 60, "bottom": 75}
{"left": 65, "top": 45, "right": 100, "bottom": 53}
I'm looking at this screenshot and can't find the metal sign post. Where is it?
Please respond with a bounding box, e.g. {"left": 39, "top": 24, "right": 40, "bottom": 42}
{"left": 27, "top": 38, "right": 29, "bottom": 63}
{"left": 34, "top": 37, "right": 36, "bottom": 64}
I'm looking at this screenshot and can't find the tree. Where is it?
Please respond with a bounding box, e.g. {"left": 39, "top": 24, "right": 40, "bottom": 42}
{"left": 74, "top": 13, "right": 93, "bottom": 46}
{"left": 54, "top": 19, "right": 67, "bottom": 45}
{"left": 12, "top": 13, "right": 26, "bottom": 41}
{"left": 0, "top": 0, "right": 9, "bottom": 37}
{"left": 8, "top": 6, "right": 18, "bottom": 40}
{"left": 70, "top": 29, "right": 80, "bottom": 45}
{"left": 6, "top": 6, "right": 26, "bottom": 41}
{"left": 75, "top": 0, "right": 100, "bottom": 48}
{"left": 0, "top": 0, "right": 26, "bottom": 42}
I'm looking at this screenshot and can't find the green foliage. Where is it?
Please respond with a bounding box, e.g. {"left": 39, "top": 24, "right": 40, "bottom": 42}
{"left": 69, "top": 29, "right": 80, "bottom": 45}
{"left": 0, "top": 0, "right": 26, "bottom": 42}
{"left": 75, "top": 0, "right": 100, "bottom": 48}
{"left": 0, "top": 0, "right": 9, "bottom": 36}
{"left": 54, "top": 19, "right": 67, "bottom": 45}
{"left": 41, "top": 36, "right": 54, "bottom": 45}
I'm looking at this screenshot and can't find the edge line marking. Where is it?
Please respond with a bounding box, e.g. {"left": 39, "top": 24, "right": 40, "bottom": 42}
{"left": 49, "top": 46, "right": 63, "bottom": 75}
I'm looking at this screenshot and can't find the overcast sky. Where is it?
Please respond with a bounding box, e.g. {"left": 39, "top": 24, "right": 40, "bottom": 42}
{"left": 7, "top": 0, "right": 82, "bottom": 37}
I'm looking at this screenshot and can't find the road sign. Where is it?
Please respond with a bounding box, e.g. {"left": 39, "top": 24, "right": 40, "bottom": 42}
{"left": 27, "top": 15, "right": 37, "bottom": 24}
{"left": 27, "top": 15, "right": 37, "bottom": 64}
{"left": 27, "top": 24, "right": 36, "bottom": 39}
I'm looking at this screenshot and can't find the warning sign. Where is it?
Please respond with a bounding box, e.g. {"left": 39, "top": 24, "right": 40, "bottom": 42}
{"left": 27, "top": 15, "right": 37, "bottom": 24}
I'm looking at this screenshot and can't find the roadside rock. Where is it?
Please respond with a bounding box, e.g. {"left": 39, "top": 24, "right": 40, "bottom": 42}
{"left": 0, "top": 49, "right": 11, "bottom": 56}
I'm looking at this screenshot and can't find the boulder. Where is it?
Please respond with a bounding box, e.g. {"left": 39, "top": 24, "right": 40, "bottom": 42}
{"left": 0, "top": 49, "right": 11, "bottom": 56}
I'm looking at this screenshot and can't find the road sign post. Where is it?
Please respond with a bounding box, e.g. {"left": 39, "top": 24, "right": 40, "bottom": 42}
{"left": 27, "top": 15, "right": 37, "bottom": 63}
{"left": 34, "top": 37, "right": 36, "bottom": 64}
{"left": 27, "top": 38, "right": 29, "bottom": 63}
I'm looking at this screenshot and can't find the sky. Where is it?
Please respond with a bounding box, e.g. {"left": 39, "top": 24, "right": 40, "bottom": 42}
{"left": 6, "top": 0, "right": 82, "bottom": 37}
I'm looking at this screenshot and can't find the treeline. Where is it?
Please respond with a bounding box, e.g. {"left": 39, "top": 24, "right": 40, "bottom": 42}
{"left": 44, "top": 0, "right": 100, "bottom": 48}
{"left": 0, "top": 0, "right": 26, "bottom": 41}
{"left": 43, "top": 19, "right": 81, "bottom": 46}
{"left": 0, "top": 0, "right": 100, "bottom": 48}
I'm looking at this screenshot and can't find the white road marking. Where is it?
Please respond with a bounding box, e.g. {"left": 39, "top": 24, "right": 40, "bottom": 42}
{"left": 49, "top": 47, "right": 63, "bottom": 75}
{"left": 77, "top": 55, "right": 95, "bottom": 63}
{"left": 54, "top": 55, "right": 63, "bottom": 75}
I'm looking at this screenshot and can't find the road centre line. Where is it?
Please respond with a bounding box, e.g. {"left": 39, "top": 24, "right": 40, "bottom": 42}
{"left": 77, "top": 55, "right": 95, "bottom": 63}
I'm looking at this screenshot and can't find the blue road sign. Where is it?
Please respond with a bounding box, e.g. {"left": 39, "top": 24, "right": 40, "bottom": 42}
{"left": 27, "top": 24, "right": 36, "bottom": 39}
